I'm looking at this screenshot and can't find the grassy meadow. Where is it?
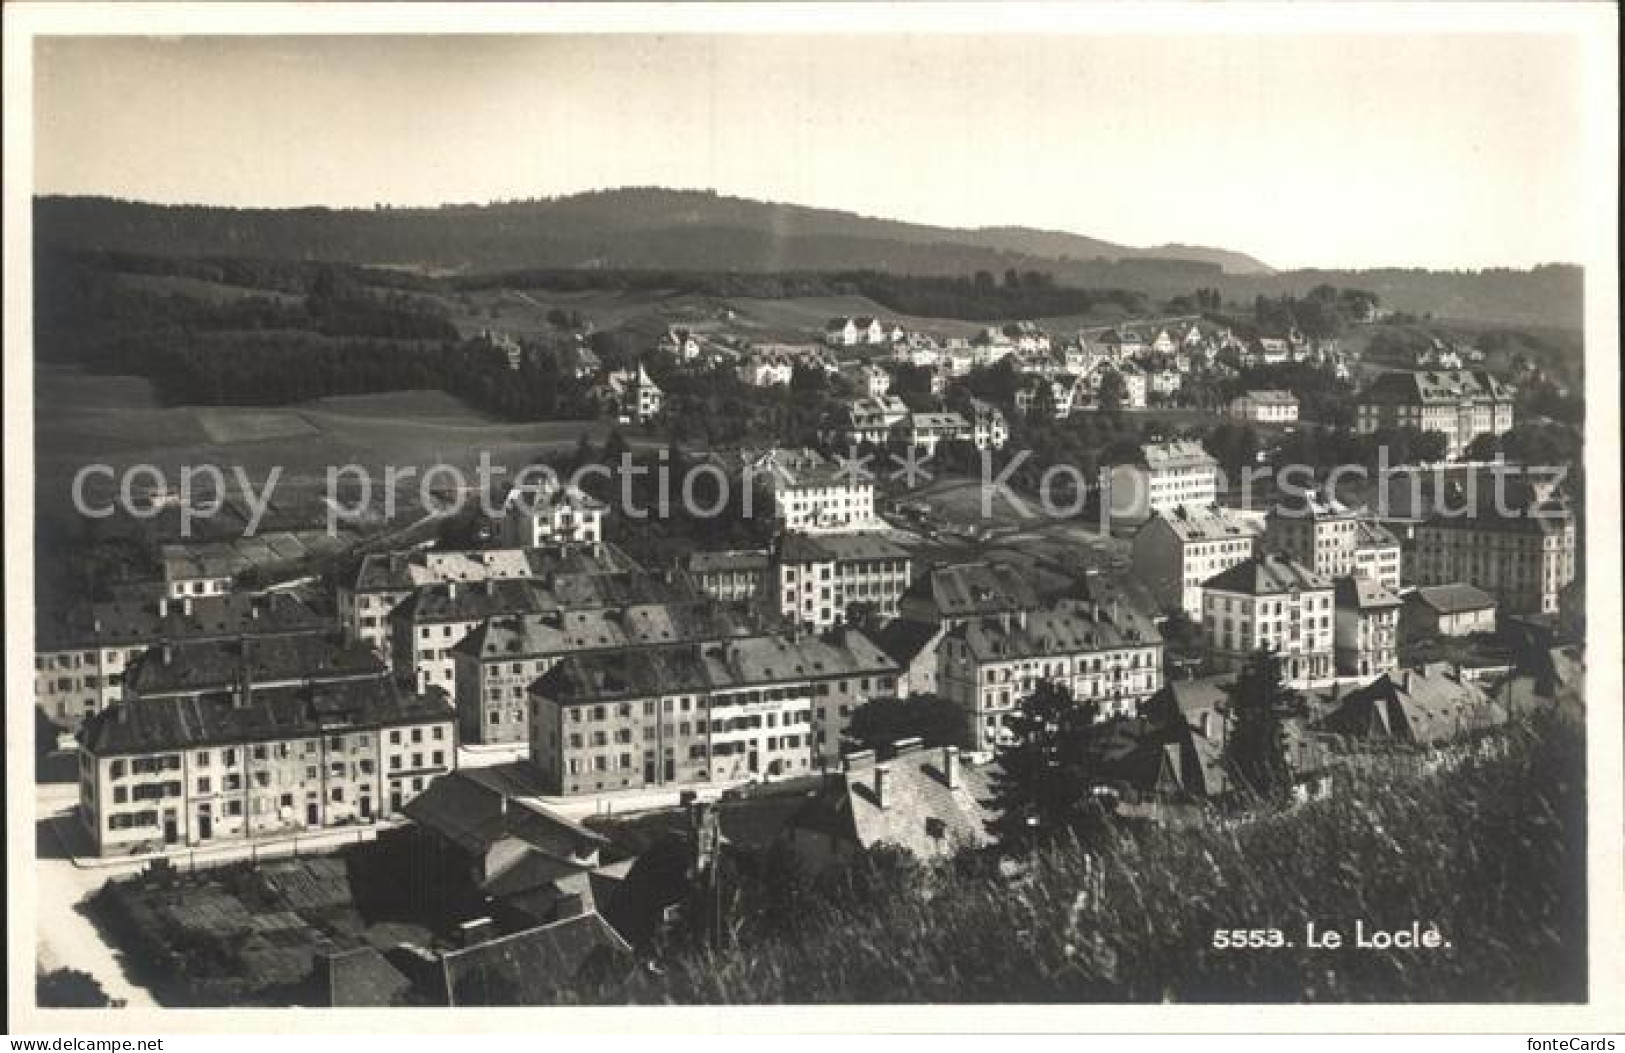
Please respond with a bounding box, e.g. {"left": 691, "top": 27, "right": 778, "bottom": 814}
{"left": 570, "top": 712, "right": 1585, "bottom": 1004}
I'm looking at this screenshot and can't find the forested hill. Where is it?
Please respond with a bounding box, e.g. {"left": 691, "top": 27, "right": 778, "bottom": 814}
{"left": 34, "top": 190, "right": 1582, "bottom": 328}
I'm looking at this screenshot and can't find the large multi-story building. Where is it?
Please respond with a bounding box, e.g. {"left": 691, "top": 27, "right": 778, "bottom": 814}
{"left": 1413, "top": 497, "right": 1576, "bottom": 614}
{"left": 1355, "top": 369, "right": 1514, "bottom": 458}
{"left": 895, "top": 411, "right": 972, "bottom": 455}
{"left": 35, "top": 593, "right": 331, "bottom": 731}
{"left": 899, "top": 562, "right": 1042, "bottom": 630}
{"left": 776, "top": 532, "right": 911, "bottom": 631}
{"left": 939, "top": 599, "right": 1164, "bottom": 752}
{"left": 1333, "top": 576, "right": 1401, "bottom": 678}
{"left": 1103, "top": 441, "right": 1221, "bottom": 523}
{"left": 388, "top": 579, "right": 556, "bottom": 700}
{"left": 451, "top": 600, "right": 758, "bottom": 746}
{"left": 159, "top": 545, "right": 237, "bottom": 600}
{"left": 1229, "top": 390, "right": 1300, "bottom": 423}
{"left": 1263, "top": 493, "right": 1403, "bottom": 589}
{"left": 339, "top": 547, "right": 555, "bottom": 657}
{"left": 1130, "top": 505, "right": 1258, "bottom": 619}
{"left": 1201, "top": 554, "right": 1335, "bottom": 685}
{"left": 501, "top": 481, "right": 606, "bottom": 550}
{"left": 77, "top": 673, "right": 455, "bottom": 858}
{"left": 730, "top": 448, "right": 880, "bottom": 535}
{"left": 527, "top": 631, "right": 900, "bottom": 795}
{"left": 968, "top": 398, "right": 1009, "bottom": 451}
{"left": 680, "top": 549, "right": 771, "bottom": 604}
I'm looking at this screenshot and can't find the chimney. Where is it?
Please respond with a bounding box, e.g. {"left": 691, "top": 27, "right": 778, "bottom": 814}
{"left": 942, "top": 746, "right": 960, "bottom": 789}
{"left": 842, "top": 748, "right": 875, "bottom": 773}
{"left": 873, "top": 764, "right": 890, "bottom": 809}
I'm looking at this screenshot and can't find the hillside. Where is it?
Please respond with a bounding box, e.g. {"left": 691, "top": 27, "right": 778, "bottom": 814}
{"left": 33, "top": 190, "right": 1583, "bottom": 328}
{"left": 34, "top": 188, "right": 1273, "bottom": 277}
{"left": 568, "top": 713, "right": 1584, "bottom": 1005}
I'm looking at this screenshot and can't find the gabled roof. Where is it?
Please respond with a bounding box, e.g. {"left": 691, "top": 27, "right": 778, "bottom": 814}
{"left": 778, "top": 531, "right": 909, "bottom": 565}
{"left": 452, "top": 599, "right": 755, "bottom": 663}
{"left": 792, "top": 747, "right": 998, "bottom": 858}
{"left": 1236, "top": 389, "right": 1298, "bottom": 405}
{"left": 1141, "top": 505, "right": 1257, "bottom": 544}
{"left": 923, "top": 563, "right": 1041, "bottom": 619}
{"left": 1409, "top": 583, "right": 1497, "bottom": 615}
{"left": 1335, "top": 576, "right": 1401, "bottom": 610}
{"left": 403, "top": 769, "right": 606, "bottom": 863}
{"left": 1360, "top": 369, "right": 1512, "bottom": 406}
{"left": 80, "top": 676, "right": 452, "bottom": 757}
{"left": 949, "top": 599, "right": 1161, "bottom": 664}
{"left": 1203, "top": 554, "right": 1330, "bottom": 596}
{"left": 37, "top": 593, "right": 330, "bottom": 653}
{"left": 440, "top": 913, "right": 631, "bottom": 1006}
{"left": 1318, "top": 664, "right": 1508, "bottom": 746}
{"left": 124, "top": 634, "right": 385, "bottom": 698}
{"left": 533, "top": 630, "right": 899, "bottom": 704}
{"left": 871, "top": 618, "right": 945, "bottom": 667}
{"left": 320, "top": 947, "right": 412, "bottom": 1008}
{"left": 1131, "top": 441, "right": 1218, "bottom": 472}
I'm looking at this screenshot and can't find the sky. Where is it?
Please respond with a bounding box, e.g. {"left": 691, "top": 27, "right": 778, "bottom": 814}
{"left": 31, "top": 32, "right": 1592, "bottom": 271}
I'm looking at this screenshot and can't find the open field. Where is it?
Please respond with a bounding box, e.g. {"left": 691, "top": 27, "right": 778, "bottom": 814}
{"left": 34, "top": 367, "right": 633, "bottom": 530}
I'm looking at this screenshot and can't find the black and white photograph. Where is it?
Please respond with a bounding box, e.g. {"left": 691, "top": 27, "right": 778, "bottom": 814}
{"left": 4, "top": 1, "right": 1620, "bottom": 1036}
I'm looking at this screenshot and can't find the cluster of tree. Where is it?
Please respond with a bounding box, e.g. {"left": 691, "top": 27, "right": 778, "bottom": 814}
{"left": 1252, "top": 284, "right": 1379, "bottom": 339}
{"left": 1228, "top": 363, "right": 1358, "bottom": 428}
{"left": 537, "top": 435, "right": 774, "bottom": 568}
{"left": 834, "top": 269, "right": 1149, "bottom": 322}
{"left": 1464, "top": 422, "right": 1582, "bottom": 468}
{"left": 841, "top": 694, "right": 967, "bottom": 754}
{"left": 1166, "top": 287, "right": 1226, "bottom": 313}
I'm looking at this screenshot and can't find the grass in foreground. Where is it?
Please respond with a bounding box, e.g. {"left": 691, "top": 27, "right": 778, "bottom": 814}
{"left": 575, "top": 712, "right": 1584, "bottom": 1004}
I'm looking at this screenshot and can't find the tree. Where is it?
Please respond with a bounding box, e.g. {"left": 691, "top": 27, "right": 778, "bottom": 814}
{"left": 1096, "top": 369, "right": 1127, "bottom": 414}
{"left": 986, "top": 681, "right": 1107, "bottom": 851}
{"left": 37, "top": 968, "right": 112, "bottom": 1008}
{"left": 1219, "top": 651, "right": 1307, "bottom": 807}
{"left": 843, "top": 694, "right": 967, "bottom": 754}
{"left": 1463, "top": 433, "right": 1502, "bottom": 462}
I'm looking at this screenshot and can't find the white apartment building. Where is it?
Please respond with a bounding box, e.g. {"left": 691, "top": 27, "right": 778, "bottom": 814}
{"left": 940, "top": 600, "right": 1164, "bottom": 752}
{"left": 1230, "top": 390, "right": 1300, "bottom": 423}
{"left": 1333, "top": 576, "right": 1401, "bottom": 678}
{"left": 1201, "top": 554, "right": 1335, "bottom": 685}
{"left": 776, "top": 532, "right": 911, "bottom": 630}
{"left": 1104, "top": 441, "right": 1221, "bottom": 523}
{"left": 77, "top": 673, "right": 455, "bottom": 858}
{"left": 1264, "top": 494, "right": 1402, "bottom": 588}
{"left": 1130, "top": 506, "right": 1259, "bottom": 619}
{"left": 501, "top": 481, "right": 606, "bottom": 549}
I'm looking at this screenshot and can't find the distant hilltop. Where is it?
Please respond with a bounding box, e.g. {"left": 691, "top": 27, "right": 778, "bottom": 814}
{"left": 33, "top": 186, "right": 1274, "bottom": 277}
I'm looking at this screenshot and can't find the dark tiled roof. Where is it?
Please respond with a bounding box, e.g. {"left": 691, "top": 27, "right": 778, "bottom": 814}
{"left": 778, "top": 531, "right": 909, "bottom": 565}
{"left": 79, "top": 676, "right": 453, "bottom": 757}
{"left": 872, "top": 618, "right": 945, "bottom": 666}
{"left": 1203, "top": 554, "right": 1330, "bottom": 596}
{"left": 124, "top": 634, "right": 384, "bottom": 698}
{"left": 1410, "top": 583, "right": 1497, "bottom": 615}
{"left": 36, "top": 593, "right": 331, "bottom": 652}
{"left": 533, "top": 631, "right": 899, "bottom": 705}
{"left": 321, "top": 947, "right": 412, "bottom": 1008}
{"left": 1360, "top": 369, "right": 1512, "bottom": 406}
{"left": 403, "top": 770, "right": 605, "bottom": 862}
{"left": 949, "top": 598, "right": 1161, "bottom": 663}
{"left": 793, "top": 748, "right": 998, "bottom": 858}
{"left": 1335, "top": 576, "right": 1402, "bottom": 610}
{"left": 1318, "top": 664, "right": 1508, "bottom": 746}
{"left": 925, "top": 563, "right": 1041, "bottom": 619}
{"left": 441, "top": 913, "right": 630, "bottom": 1006}
{"left": 684, "top": 549, "right": 771, "bottom": 574}
{"left": 453, "top": 600, "right": 756, "bottom": 662}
